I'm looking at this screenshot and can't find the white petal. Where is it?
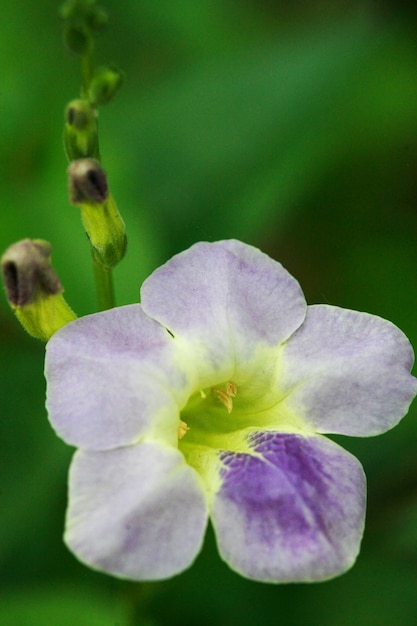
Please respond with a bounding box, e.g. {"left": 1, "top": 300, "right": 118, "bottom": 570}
{"left": 141, "top": 240, "right": 306, "bottom": 387}
{"left": 65, "top": 443, "right": 208, "bottom": 580}
{"left": 279, "top": 305, "right": 417, "bottom": 435}
{"left": 45, "top": 305, "right": 194, "bottom": 450}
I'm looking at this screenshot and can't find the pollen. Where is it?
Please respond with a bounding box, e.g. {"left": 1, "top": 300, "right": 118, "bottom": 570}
{"left": 212, "top": 381, "right": 238, "bottom": 414}
{"left": 178, "top": 419, "right": 190, "bottom": 439}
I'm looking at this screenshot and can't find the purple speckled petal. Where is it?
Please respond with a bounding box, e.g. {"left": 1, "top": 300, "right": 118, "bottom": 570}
{"left": 65, "top": 442, "right": 208, "bottom": 580}
{"left": 279, "top": 305, "right": 417, "bottom": 436}
{"left": 211, "top": 432, "right": 365, "bottom": 582}
{"left": 45, "top": 304, "right": 193, "bottom": 450}
{"left": 141, "top": 241, "right": 306, "bottom": 386}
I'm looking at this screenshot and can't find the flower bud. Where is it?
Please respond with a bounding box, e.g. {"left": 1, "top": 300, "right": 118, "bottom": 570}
{"left": 68, "top": 159, "right": 127, "bottom": 268}
{"left": 63, "top": 23, "right": 90, "bottom": 55}
{"left": 86, "top": 6, "right": 108, "bottom": 31}
{"left": 60, "top": 0, "right": 108, "bottom": 32}
{"left": 64, "top": 99, "right": 99, "bottom": 161}
{"left": 89, "top": 65, "right": 124, "bottom": 106}
{"left": 1, "top": 240, "right": 76, "bottom": 341}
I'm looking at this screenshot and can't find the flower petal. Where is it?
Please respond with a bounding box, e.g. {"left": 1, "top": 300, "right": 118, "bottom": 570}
{"left": 279, "top": 305, "right": 417, "bottom": 435}
{"left": 141, "top": 240, "right": 306, "bottom": 387}
{"left": 65, "top": 442, "right": 208, "bottom": 580}
{"left": 45, "top": 304, "right": 194, "bottom": 450}
{"left": 210, "top": 432, "right": 365, "bottom": 583}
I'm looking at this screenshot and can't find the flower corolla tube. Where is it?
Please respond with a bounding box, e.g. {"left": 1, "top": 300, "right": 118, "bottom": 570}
{"left": 45, "top": 240, "right": 417, "bottom": 583}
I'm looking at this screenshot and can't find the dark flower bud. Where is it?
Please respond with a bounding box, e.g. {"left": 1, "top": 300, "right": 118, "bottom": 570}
{"left": 2, "top": 239, "right": 61, "bottom": 306}
{"left": 1, "top": 240, "right": 76, "bottom": 340}
{"left": 68, "top": 158, "right": 108, "bottom": 204}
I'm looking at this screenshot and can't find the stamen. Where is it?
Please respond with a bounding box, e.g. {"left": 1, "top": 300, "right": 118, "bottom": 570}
{"left": 178, "top": 419, "right": 190, "bottom": 439}
{"left": 212, "top": 381, "right": 238, "bottom": 414}
{"left": 226, "top": 382, "right": 238, "bottom": 397}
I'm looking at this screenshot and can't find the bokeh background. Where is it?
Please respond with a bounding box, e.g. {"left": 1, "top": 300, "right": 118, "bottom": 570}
{"left": 2, "top": 1, "right": 417, "bottom": 624}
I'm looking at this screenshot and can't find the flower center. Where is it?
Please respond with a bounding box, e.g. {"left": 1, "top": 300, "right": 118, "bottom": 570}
{"left": 177, "top": 364, "right": 307, "bottom": 456}
{"left": 177, "top": 381, "right": 238, "bottom": 440}
{"left": 179, "top": 374, "right": 286, "bottom": 450}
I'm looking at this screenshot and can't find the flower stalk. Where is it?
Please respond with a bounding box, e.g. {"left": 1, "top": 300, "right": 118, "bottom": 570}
{"left": 92, "top": 255, "right": 115, "bottom": 310}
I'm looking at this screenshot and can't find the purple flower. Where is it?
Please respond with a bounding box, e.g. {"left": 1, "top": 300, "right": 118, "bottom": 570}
{"left": 45, "top": 240, "right": 417, "bottom": 582}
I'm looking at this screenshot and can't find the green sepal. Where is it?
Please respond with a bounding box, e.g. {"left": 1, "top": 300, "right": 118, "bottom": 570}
{"left": 13, "top": 295, "right": 77, "bottom": 341}
{"left": 80, "top": 194, "right": 127, "bottom": 268}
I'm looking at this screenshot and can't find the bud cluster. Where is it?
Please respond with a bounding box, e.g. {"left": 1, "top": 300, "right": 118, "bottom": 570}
{"left": 61, "top": 1, "right": 124, "bottom": 162}
{"left": 60, "top": 0, "right": 108, "bottom": 56}
{"left": 1, "top": 1, "right": 126, "bottom": 340}
{"left": 61, "top": 0, "right": 126, "bottom": 273}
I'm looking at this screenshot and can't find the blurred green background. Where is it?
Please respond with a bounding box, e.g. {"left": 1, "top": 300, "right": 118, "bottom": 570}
{"left": 2, "top": 1, "right": 417, "bottom": 624}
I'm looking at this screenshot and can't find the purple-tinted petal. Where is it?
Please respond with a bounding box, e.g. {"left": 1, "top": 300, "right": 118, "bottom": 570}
{"left": 45, "top": 304, "right": 193, "bottom": 450}
{"left": 65, "top": 442, "right": 208, "bottom": 580}
{"left": 279, "top": 305, "right": 417, "bottom": 436}
{"left": 141, "top": 240, "right": 306, "bottom": 386}
{"left": 210, "top": 432, "right": 365, "bottom": 582}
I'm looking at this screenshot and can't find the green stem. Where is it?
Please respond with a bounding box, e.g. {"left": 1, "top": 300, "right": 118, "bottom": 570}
{"left": 92, "top": 256, "right": 115, "bottom": 310}
{"left": 80, "top": 42, "right": 101, "bottom": 161}
{"left": 80, "top": 41, "right": 94, "bottom": 98}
